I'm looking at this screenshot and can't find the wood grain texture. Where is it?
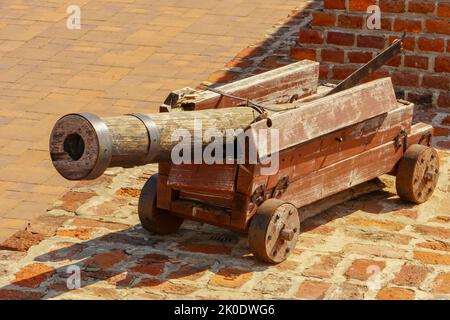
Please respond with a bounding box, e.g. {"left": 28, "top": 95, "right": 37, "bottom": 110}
{"left": 105, "top": 107, "right": 259, "bottom": 166}
{"left": 167, "top": 164, "right": 237, "bottom": 194}
{"left": 247, "top": 78, "right": 399, "bottom": 157}
{"left": 280, "top": 123, "right": 433, "bottom": 209}
{"left": 237, "top": 102, "right": 414, "bottom": 195}
{"left": 163, "top": 60, "right": 319, "bottom": 111}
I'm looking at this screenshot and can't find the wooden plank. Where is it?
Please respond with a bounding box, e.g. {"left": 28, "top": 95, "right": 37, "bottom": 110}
{"left": 158, "top": 162, "right": 171, "bottom": 176}
{"left": 279, "top": 122, "right": 433, "bottom": 209}
{"left": 231, "top": 192, "right": 255, "bottom": 232}
{"left": 156, "top": 174, "right": 175, "bottom": 211}
{"left": 232, "top": 179, "right": 385, "bottom": 231}
{"left": 298, "top": 179, "right": 385, "bottom": 222}
{"left": 161, "top": 60, "right": 319, "bottom": 111}
{"left": 238, "top": 103, "right": 414, "bottom": 195}
{"left": 275, "top": 103, "right": 413, "bottom": 184}
{"left": 247, "top": 77, "right": 399, "bottom": 158}
{"left": 167, "top": 164, "right": 238, "bottom": 194}
{"left": 171, "top": 199, "right": 231, "bottom": 227}
{"left": 179, "top": 190, "right": 234, "bottom": 209}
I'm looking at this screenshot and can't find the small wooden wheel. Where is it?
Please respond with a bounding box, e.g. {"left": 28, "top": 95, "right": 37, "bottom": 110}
{"left": 248, "top": 199, "right": 300, "bottom": 264}
{"left": 396, "top": 144, "right": 440, "bottom": 204}
{"left": 138, "top": 174, "right": 184, "bottom": 235}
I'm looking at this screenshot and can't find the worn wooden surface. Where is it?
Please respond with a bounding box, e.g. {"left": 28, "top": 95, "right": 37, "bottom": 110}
{"left": 298, "top": 179, "right": 386, "bottom": 222}
{"left": 105, "top": 107, "right": 260, "bottom": 165}
{"left": 247, "top": 78, "right": 399, "bottom": 157}
{"left": 167, "top": 122, "right": 432, "bottom": 231}
{"left": 237, "top": 102, "right": 414, "bottom": 196}
{"left": 396, "top": 144, "right": 440, "bottom": 204}
{"left": 167, "top": 164, "right": 237, "bottom": 194}
{"left": 280, "top": 123, "right": 433, "bottom": 210}
{"left": 162, "top": 60, "right": 319, "bottom": 111}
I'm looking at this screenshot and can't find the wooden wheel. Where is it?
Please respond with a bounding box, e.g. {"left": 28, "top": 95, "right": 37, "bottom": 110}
{"left": 396, "top": 144, "right": 440, "bottom": 204}
{"left": 248, "top": 199, "right": 300, "bottom": 264}
{"left": 138, "top": 174, "right": 184, "bottom": 235}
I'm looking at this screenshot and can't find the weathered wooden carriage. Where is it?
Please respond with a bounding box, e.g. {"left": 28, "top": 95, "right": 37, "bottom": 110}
{"left": 50, "top": 40, "right": 440, "bottom": 263}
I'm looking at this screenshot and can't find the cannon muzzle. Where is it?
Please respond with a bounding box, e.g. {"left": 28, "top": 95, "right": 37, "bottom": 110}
{"left": 50, "top": 113, "right": 115, "bottom": 180}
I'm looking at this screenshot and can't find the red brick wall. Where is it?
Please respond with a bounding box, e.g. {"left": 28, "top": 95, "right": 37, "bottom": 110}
{"left": 290, "top": 0, "right": 450, "bottom": 108}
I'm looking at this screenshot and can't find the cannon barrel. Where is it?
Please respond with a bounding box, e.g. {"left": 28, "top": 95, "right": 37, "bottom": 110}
{"left": 49, "top": 108, "right": 261, "bottom": 181}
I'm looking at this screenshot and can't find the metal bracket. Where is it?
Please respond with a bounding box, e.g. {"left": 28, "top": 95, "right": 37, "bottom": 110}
{"left": 127, "top": 113, "right": 160, "bottom": 163}
{"left": 395, "top": 128, "right": 409, "bottom": 153}
{"left": 251, "top": 185, "right": 266, "bottom": 206}
{"left": 418, "top": 131, "right": 432, "bottom": 147}
{"left": 272, "top": 176, "right": 289, "bottom": 199}
{"left": 77, "top": 112, "right": 113, "bottom": 180}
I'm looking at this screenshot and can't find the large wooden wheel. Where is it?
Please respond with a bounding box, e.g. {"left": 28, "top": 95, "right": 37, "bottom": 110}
{"left": 248, "top": 199, "right": 300, "bottom": 264}
{"left": 138, "top": 174, "right": 184, "bottom": 235}
{"left": 396, "top": 144, "right": 440, "bottom": 204}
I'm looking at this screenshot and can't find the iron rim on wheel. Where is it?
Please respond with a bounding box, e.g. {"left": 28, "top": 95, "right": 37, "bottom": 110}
{"left": 396, "top": 144, "right": 440, "bottom": 204}
{"left": 138, "top": 174, "right": 183, "bottom": 235}
{"left": 248, "top": 199, "right": 300, "bottom": 264}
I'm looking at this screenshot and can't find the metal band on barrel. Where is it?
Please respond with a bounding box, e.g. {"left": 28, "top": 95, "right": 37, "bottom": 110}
{"left": 127, "top": 113, "right": 160, "bottom": 163}
{"left": 77, "top": 112, "right": 113, "bottom": 180}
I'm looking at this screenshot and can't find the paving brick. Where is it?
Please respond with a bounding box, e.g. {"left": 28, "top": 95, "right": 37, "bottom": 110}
{"left": 376, "top": 287, "right": 415, "bottom": 300}
{"left": 413, "top": 251, "right": 450, "bottom": 266}
{"left": 416, "top": 241, "right": 450, "bottom": 253}
{"left": 130, "top": 254, "right": 168, "bottom": 276}
{"left": 85, "top": 250, "right": 128, "bottom": 270}
{"left": 178, "top": 243, "right": 232, "bottom": 255}
{"left": 0, "top": 230, "right": 45, "bottom": 252}
{"left": 0, "top": 289, "right": 44, "bottom": 300}
{"left": 56, "top": 228, "right": 94, "bottom": 240}
{"left": 296, "top": 280, "right": 331, "bottom": 299}
{"left": 68, "top": 218, "right": 130, "bottom": 231}
{"left": 3, "top": 201, "right": 49, "bottom": 221}
{"left": 56, "top": 191, "right": 97, "bottom": 212}
{"left": 329, "top": 283, "right": 367, "bottom": 300}
{"left": 12, "top": 263, "right": 55, "bottom": 288}
{"left": 432, "top": 272, "right": 450, "bottom": 294}
{"left": 0, "top": 218, "right": 29, "bottom": 230}
{"left": 392, "top": 263, "right": 428, "bottom": 287}
{"left": 303, "top": 254, "right": 340, "bottom": 278}
{"left": 345, "top": 259, "right": 386, "bottom": 281}
{"left": 136, "top": 278, "right": 198, "bottom": 295}
{"left": 414, "top": 225, "right": 450, "bottom": 239}
{"left": 209, "top": 268, "right": 252, "bottom": 289}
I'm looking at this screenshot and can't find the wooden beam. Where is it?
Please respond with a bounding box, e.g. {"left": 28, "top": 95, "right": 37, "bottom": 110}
{"left": 298, "top": 179, "right": 385, "bottom": 222}
{"left": 247, "top": 77, "right": 399, "bottom": 158}
{"left": 167, "top": 164, "right": 237, "bottom": 194}
{"left": 280, "top": 123, "right": 433, "bottom": 209}
{"left": 161, "top": 60, "right": 319, "bottom": 111}
{"left": 237, "top": 102, "right": 414, "bottom": 195}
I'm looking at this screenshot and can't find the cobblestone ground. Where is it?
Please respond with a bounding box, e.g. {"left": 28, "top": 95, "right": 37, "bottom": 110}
{"left": 0, "top": 111, "right": 448, "bottom": 300}
{"left": 0, "top": 0, "right": 309, "bottom": 242}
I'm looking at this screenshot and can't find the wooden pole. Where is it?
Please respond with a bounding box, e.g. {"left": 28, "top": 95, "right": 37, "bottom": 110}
{"left": 49, "top": 107, "right": 262, "bottom": 181}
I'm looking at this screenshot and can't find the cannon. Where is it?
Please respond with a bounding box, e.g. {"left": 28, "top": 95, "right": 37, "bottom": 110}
{"left": 50, "top": 39, "right": 440, "bottom": 263}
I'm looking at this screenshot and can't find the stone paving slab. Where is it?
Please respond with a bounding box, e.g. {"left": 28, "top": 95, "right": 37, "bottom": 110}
{"left": 0, "top": 0, "right": 311, "bottom": 241}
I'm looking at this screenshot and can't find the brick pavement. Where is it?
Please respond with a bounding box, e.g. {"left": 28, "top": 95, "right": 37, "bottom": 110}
{"left": 0, "top": 0, "right": 311, "bottom": 242}
{"left": 0, "top": 0, "right": 449, "bottom": 300}
{"left": 0, "top": 126, "right": 448, "bottom": 299}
